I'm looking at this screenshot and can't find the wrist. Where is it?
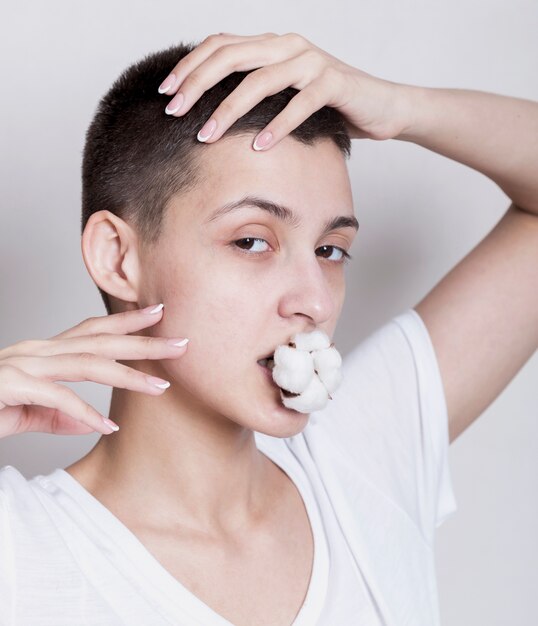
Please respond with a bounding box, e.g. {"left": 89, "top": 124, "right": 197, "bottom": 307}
{"left": 393, "top": 83, "right": 430, "bottom": 142}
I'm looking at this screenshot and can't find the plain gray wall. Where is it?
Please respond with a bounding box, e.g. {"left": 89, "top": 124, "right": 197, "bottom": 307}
{"left": 1, "top": 1, "right": 536, "bottom": 624}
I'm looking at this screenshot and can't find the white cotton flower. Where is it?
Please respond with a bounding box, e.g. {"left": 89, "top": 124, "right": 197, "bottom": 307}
{"left": 316, "top": 366, "right": 343, "bottom": 395}
{"left": 312, "top": 345, "right": 342, "bottom": 372}
{"left": 312, "top": 346, "right": 343, "bottom": 394}
{"left": 272, "top": 345, "right": 315, "bottom": 393}
{"left": 281, "top": 374, "right": 329, "bottom": 413}
{"left": 271, "top": 329, "right": 343, "bottom": 414}
{"left": 292, "top": 329, "right": 331, "bottom": 352}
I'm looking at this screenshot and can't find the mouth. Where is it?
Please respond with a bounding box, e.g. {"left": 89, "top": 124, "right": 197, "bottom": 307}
{"left": 257, "top": 355, "right": 275, "bottom": 370}
{"left": 256, "top": 339, "right": 296, "bottom": 370}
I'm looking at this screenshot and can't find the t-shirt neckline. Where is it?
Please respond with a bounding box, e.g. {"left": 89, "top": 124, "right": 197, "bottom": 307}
{"left": 44, "top": 435, "right": 329, "bottom": 626}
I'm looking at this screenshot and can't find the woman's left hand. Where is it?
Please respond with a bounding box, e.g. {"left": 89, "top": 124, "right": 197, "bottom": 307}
{"left": 157, "top": 32, "right": 417, "bottom": 151}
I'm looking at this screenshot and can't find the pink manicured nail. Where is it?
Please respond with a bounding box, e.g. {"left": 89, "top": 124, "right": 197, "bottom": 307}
{"left": 165, "top": 92, "right": 184, "bottom": 115}
{"left": 158, "top": 74, "right": 176, "bottom": 94}
{"left": 142, "top": 303, "right": 164, "bottom": 314}
{"left": 253, "top": 131, "right": 273, "bottom": 151}
{"left": 103, "top": 417, "right": 119, "bottom": 432}
{"left": 146, "top": 376, "right": 171, "bottom": 389}
{"left": 197, "top": 119, "right": 217, "bottom": 142}
{"left": 167, "top": 338, "right": 189, "bottom": 347}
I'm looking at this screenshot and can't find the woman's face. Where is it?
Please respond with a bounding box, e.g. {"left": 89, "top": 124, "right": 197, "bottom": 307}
{"left": 140, "top": 134, "right": 357, "bottom": 436}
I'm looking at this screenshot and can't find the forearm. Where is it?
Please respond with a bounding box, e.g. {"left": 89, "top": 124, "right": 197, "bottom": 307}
{"left": 396, "top": 86, "right": 538, "bottom": 214}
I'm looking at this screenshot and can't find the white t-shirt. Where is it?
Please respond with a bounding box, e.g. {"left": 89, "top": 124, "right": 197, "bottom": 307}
{"left": 0, "top": 308, "right": 457, "bottom": 626}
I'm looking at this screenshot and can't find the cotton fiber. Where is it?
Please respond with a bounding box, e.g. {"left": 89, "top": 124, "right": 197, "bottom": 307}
{"left": 271, "top": 330, "right": 343, "bottom": 413}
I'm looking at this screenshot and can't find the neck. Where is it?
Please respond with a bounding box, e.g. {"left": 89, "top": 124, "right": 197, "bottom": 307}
{"left": 65, "top": 386, "right": 284, "bottom": 538}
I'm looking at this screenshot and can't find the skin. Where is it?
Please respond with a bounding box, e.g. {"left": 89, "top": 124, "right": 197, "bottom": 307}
{"left": 67, "top": 133, "right": 357, "bottom": 537}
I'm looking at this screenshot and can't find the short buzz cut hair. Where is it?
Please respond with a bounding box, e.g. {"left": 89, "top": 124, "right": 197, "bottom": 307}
{"left": 81, "top": 40, "right": 352, "bottom": 314}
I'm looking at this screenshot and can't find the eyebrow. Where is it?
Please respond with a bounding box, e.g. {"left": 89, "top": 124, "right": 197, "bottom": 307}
{"left": 205, "top": 194, "right": 359, "bottom": 234}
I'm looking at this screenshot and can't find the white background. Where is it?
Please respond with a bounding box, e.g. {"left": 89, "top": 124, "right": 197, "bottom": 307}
{"left": 1, "top": 1, "right": 537, "bottom": 624}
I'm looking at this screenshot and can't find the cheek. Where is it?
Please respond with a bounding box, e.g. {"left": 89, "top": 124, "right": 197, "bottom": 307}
{"left": 164, "top": 261, "right": 258, "bottom": 331}
{"left": 153, "top": 262, "right": 266, "bottom": 381}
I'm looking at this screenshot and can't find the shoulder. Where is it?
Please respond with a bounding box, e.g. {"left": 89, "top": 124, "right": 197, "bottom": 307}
{"left": 338, "top": 307, "right": 438, "bottom": 419}
{"left": 0, "top": 465, "right": 75, "bottom": 562}
{"left": 0, "top": 465, "right": 33, "bottom": 500}
{"left": 0, "top": 466, "right": 39, "bottom": 583}
{"left": 303, "top": 308, "right": 456, "bottom": 538}
{"left": 0, "top": 465, "right": 59, "bottom": 525}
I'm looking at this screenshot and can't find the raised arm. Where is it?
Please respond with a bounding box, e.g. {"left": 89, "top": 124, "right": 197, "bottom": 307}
{"left": 395, "top": 87, "right": 538, "bottom": 443}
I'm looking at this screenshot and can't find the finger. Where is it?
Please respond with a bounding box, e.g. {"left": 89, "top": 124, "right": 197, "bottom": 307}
{"left": 24, "top": 405, "right": 97, "bottom": 436}
{"left": 30, "top": 333, "right": 189, "bottom": 361}
{"left": 0, "top": 305, "right": 172, "bottom": 360}
{"left": 164, "top": 35, "right": 307, "bottom": 117}
{"left": 6, "top": 354, "right": 174, "bottom": 395}
{"left": 250, "top": 76, "right": 333, "bottom": 151}
{"left": 195, "top": 51, "right": 323, "bottom": 144}
{"left": 159, "top": 33, "right": 278, "bottom": 98}
{"left": 0, "top": 365, "right": 115, "bottom": 435}
{"left": 50, "top": 303, "right": 166, "bottom": 341}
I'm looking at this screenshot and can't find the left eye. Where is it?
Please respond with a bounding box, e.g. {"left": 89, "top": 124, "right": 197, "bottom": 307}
{"left": 233, "top": 238, "right": 270, "bottom": 253}
{"left": 232, "top": 238, "right": 352, "bottom": 264}
{"left": 316, "top": 245, "right": 352, "bottom": 263}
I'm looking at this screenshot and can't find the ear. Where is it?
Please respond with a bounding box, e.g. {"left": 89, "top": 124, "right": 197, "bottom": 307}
{"left": 81, "top": 210, "right": 141, "bottom": 307}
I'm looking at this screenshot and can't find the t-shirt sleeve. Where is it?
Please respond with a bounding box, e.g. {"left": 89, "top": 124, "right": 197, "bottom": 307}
{"left": 308, "top": 307, "right": 458, "bottom": 541}
{"left": 391, "top": 308, "right": 458, "bottom": 529}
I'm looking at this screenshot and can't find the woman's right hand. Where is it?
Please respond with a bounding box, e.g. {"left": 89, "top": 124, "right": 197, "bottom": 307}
{"left": 0, "top": 304, "right": 189, "bottom": 439}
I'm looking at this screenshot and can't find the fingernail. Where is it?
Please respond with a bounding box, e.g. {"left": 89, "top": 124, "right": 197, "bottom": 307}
{"left": 146, "top": 376, "right": 171, "bottom": 389}
{"left": 103, "top": 417, "right": 120, "bottom": 432}
{"left": 165, "top": 92, "right": 184, "bottom": 115}
{"left": 167, "top": 338, "right": 189, "bottom": 347}
{"left": 253, "top": 131, "right": 273, "bottom": 151}
{"left": 143, "top": 303, "right": 164, "bottom": 314}
{"left": 158, "top": 73, "right": 176, "bottom": 94}
{"left": 197, "top": 118, "right": 217, "bottom": 142}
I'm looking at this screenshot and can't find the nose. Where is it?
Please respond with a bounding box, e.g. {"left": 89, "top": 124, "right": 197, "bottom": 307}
{"left": 277, "top": 255, "right": 337, "bottom": 326}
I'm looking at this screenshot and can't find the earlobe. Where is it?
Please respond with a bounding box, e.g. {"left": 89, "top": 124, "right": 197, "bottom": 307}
{"left": 81, "top": 210, "right": 141, "bottom": 305}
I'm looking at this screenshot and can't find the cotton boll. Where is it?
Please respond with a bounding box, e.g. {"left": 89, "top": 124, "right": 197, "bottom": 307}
{"left": 312, "top": 346, "right": 342, "bottom": 373}
{"left": 281, "top": 375, "right": 329, "bottom": 413}
{"left": 317, "top": 366, "right": 343, "bottom": 395}
{"left": 270, "top": 328, "right": 344, "bottom": 411}
{"left": 272, "top": 345, "right": 315, "bottom": 393}
{"left": 311, "top": 346, "right": 343, "bottom": 394}
{"left": 292, "top": 330, "right": 331, "bottom": 352}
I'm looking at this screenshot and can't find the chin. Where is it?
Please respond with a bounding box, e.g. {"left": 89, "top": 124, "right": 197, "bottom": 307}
{"left": 253, "top": 412, "right": 311, "bottom": 439}
{"left": 238, "top": 389, "right": 312, "bottom": 439}
{"left": 173, "top": 360, "right": 313, "bottom": 438}
{"left": 229, "top": 363, "right": 313, "bottom": 437}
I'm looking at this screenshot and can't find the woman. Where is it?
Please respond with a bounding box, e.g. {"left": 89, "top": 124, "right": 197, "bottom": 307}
{"left": 1, "top": 33, "right": 537, "bottom": 625}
